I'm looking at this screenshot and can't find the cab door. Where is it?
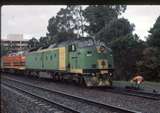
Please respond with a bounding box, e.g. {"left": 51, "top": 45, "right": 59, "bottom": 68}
{"left": 68, "top": 44, "right": 78, "bottom": 71}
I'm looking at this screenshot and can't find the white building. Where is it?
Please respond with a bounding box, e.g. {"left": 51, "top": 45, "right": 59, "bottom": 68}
{"left": 1, "top": 34, "right": 29, "bottom": 52}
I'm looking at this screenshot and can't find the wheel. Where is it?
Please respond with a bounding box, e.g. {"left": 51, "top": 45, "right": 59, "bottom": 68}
{"left": 109, "top": 79, "right": 112, "bottom": 86}
{"left": 52, "top": 72, "right": 59, "bottom": 81}
{"left": 35, "top": 72, "right": 40, "bottom": 79}
{"left": 79, "top": 77, "right": 86, "bottom": 87}
{"left": 51, "top": 73, "right": 56, "bottom": 81}
{"left": 59, "top": 74, "right": 64, "bottom": 81}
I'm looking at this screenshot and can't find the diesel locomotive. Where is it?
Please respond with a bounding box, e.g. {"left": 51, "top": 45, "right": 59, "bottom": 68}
{"left": 1, "top": 38, "right": 114, "bottom": 87}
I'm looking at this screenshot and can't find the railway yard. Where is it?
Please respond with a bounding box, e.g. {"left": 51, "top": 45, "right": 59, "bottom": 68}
{"left": 1, "top": 73, "right": 160, "bottom": 113}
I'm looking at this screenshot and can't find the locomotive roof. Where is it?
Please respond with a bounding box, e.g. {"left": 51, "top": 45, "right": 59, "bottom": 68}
{"left": 28, "top": 37, "right": 95, "bottom": 53}
{"left": 28, "top": 37, "right": 112, "bottom": 53}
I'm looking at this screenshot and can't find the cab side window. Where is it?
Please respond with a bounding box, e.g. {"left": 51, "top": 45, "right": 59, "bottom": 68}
{"left": 69, "top": 44, "right": 76, "bottom": 52}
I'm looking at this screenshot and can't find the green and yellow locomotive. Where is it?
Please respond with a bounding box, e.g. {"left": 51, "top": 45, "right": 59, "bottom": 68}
{"left": 26, "top": 38, "right": 114, "bottom": 87}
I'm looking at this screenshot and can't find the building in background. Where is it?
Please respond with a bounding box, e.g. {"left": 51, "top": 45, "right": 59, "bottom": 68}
{"left": 1, "top": 34, "right": 29, "bottom": 53}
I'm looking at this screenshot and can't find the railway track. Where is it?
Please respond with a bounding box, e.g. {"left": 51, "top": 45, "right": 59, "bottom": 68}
{"left": 103, "top": 87, "right": 160, "bottom": 100}
{"left": 2, "top": 77, "right": 141, "bottom": 113}
{"left": 3, "top": 72, "right": 160, "bottom": 101}
{"left": 1, "top": 83, "right": 79, "bottom": 113}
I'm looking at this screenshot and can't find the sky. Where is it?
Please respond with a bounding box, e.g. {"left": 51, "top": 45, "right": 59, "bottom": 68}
{"left": 1, "top": 5, "right": 160, "bottom": 40}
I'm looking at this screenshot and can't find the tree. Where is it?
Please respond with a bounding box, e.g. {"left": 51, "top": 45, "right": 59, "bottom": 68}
{"left": 47, "top": 6, "right": 75, "bottom": 43}
{"left": 55, "top": 7, "right": 74, "bottom": 33}
{"left": 69, "top": 5, "right": 86, "bottom": 37}
{"left": 47, "top": 5, "right": 86, "bottom": 43}
{"left": 95, "top": 18, "right": 135, "bottom": 46}
{"left": 1, "top": 43, "right": 9, "bottom": 56}
{"left": 47, "top": 17, "right": 59, "bottom": 37}
{"left": 137, "top": 16, "right": 160, "bottom": 81}
{"left": 28, "top": 37, "right": 39, "bottom": 49}
{"left": 147, "top": 16, "right": 160, "bottom": 49}
{"left": 137, "top": 47, "right": 160, "bottom": 81}
{"left": 53, "top": 31, "right": 77, "bottom": 43}
{"left": 39, "top": 36, "right": 50, "bottom": 47}
{"left": 111, "top": 34, "right": 145, "bottom": 80}
{"left": 83, "top": 5, "right": 126, "bottom": 36}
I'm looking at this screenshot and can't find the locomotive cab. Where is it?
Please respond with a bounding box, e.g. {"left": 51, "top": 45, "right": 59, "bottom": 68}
{"left": 68, "top": 38, "right": 114, "bottom": 87}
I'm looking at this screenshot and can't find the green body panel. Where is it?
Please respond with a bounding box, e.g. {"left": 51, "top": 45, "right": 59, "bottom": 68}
{"left": 26, "top": 42, "right": 114, "bottom": 73}
{"left": 26, "top": 49, "right": 59, "bottom": 70}
{"left": 26, "top": 52, "right": 43, "bottom": 69}
{"left": 26, "top": 47, "right": 70, "bottom": 71}
{"left": 43, "top": 49, "right": 59, "bottom": 70}
{"left": 69, "top": 46, "right": 114, "bottom": 70}
{"left": 69, "top": 51, "right": 78, "bottom": 69}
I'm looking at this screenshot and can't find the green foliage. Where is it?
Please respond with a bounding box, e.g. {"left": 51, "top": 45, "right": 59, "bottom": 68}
{"left": 1, "top": 44, "right": 9, "bottom": 56}
{"left": 95, "top": 18, "right": 135, "bottom": 46}
{"left": 83, "top": 5, "right": 126, "bottom": 36}
{"left": 39, "top": 36, "right": 51, "bottom": 47}
{"left": 52, "top": 31, "right": 77, "bottom": 43}
{"left": 47, "top": 5, "right": 85, "bottom": 43}
{"left": 111, "top": 34, "right": 145, "bottom": 80}
{"left": 47, "top": 5, "right": 127, "bottom": 43}
{"left": 137, "top": 47, "right": 160, "bottom": 81}
{"left": 47, "top": 17, "right": 59, "bottom": 36}
{"left": 56, "top": 6, "right": 75, "bottom": 33}
{"left": 1, "top": 41, "right": 18, "bottom": 55}
{"left": 137, "top": 16, "right": 160, "bottom": 81}
{"left": 69, "top": 5, "right": 86, "bottom": 37}
{"left": 147, "top": 16, "right": 160, "bottom": 48}
{"left": 28, "top": 37, "right": 39, "bottom": 49}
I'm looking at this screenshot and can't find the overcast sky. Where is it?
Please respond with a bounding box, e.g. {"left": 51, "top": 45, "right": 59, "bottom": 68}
{"left": 1, "top": 5, "right": 160, "bottom": 40}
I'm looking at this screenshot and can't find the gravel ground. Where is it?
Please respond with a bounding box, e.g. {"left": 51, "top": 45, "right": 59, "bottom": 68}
{"left": 2, "top": 73, "right": 160, "bottom": 113}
